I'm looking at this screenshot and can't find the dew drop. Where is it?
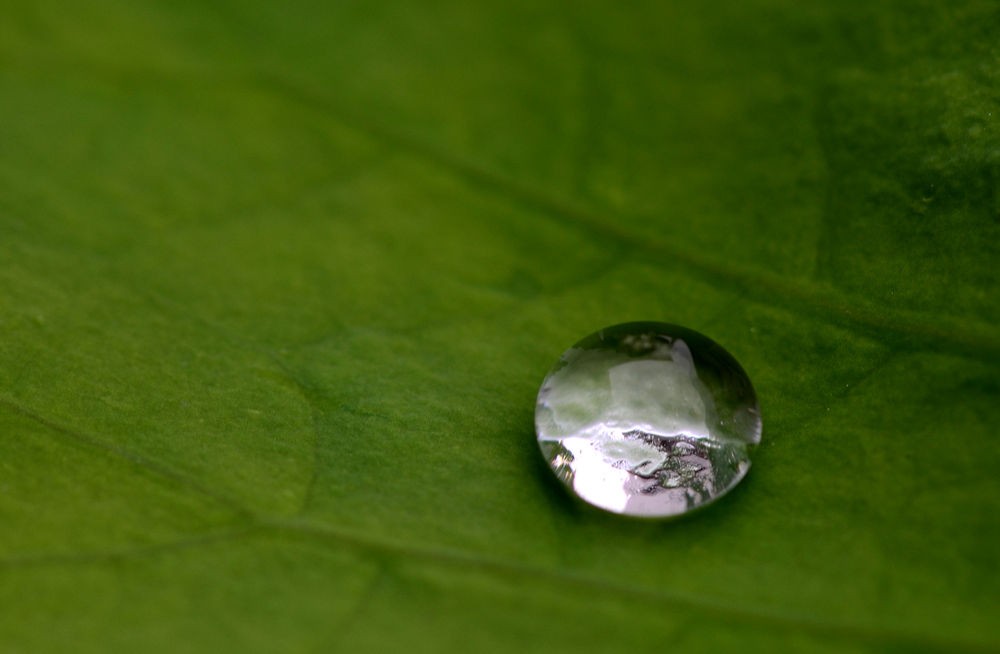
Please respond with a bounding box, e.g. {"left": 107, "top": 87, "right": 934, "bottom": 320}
{"left": 535, "top": 322, "right": 761, "bottom": 518}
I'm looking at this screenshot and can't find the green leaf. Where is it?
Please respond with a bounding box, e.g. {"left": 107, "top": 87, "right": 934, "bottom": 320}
{"left": 1, "top": 0, "right": 997, "bottom": 651}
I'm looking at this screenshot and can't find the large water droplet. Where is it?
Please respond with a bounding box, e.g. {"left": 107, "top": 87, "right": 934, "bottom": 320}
{"left": 535, "top": 322, "right": 761, "bottom": 518}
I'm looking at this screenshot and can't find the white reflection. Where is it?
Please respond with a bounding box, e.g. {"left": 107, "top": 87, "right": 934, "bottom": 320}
{"left": 542, "top": 339, "right": 710, "bottom": 443}
{"left": 561, "top": 435, "right": 631, "bottom": 513}
{"left": 542, "top": 339, "right": 716, "bottom": 514}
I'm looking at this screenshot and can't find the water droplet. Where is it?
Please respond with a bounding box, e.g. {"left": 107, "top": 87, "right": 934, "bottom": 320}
{"left": 535, "top": 322, "right": 761, "bottom": 518}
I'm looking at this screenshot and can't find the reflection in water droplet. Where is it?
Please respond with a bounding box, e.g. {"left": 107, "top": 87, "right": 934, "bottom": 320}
{"left": 535, "top": 322, "right": 761, "bottom": 518}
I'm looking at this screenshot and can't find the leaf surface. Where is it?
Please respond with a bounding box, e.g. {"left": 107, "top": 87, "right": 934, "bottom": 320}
{"left": 1, "top": 1, "right": 998, "bottom": 651}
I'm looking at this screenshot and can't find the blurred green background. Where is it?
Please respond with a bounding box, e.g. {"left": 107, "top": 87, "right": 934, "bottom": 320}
{"left": 1, "top": 0, "right": 998, "bottom": 652}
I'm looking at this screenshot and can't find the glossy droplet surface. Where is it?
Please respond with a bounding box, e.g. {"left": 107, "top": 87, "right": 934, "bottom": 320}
{"left": 535, "top": 322, "right": 761, "bottom": 518}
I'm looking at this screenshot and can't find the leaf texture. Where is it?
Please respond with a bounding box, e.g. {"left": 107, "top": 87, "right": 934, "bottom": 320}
{"left": 1, "top": 1, "right": 998, "bottom": 652}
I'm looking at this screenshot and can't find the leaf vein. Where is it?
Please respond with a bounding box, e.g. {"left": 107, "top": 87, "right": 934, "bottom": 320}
{"left": 0, "top": 397, "right": 252, "bottom": 517}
